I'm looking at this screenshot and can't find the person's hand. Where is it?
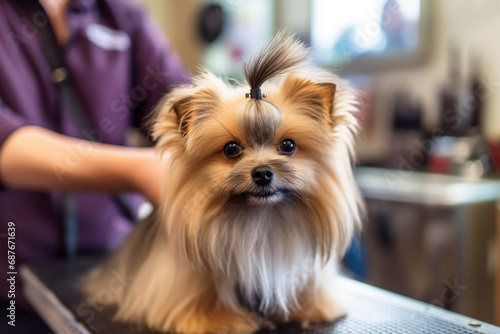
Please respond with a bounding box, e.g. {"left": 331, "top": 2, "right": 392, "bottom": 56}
{"left": 126, "top": 148, "right": 165, "bottom": 205}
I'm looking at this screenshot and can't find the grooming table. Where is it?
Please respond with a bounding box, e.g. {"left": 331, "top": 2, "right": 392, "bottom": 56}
{"left": 21, "top": 257, "right": 499, "bottom": 334}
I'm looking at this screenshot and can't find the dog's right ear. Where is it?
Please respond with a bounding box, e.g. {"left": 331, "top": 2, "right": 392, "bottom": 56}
{"left": 150, "top": 85, "right": 218, "bottom": 141}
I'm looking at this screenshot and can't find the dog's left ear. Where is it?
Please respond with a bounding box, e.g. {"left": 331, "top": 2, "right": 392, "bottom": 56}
{"left": 280, "top": 76, "right": 337, "bottom": 127}
{"left": 315, "top": 82, "right": 336, "bottom": 119}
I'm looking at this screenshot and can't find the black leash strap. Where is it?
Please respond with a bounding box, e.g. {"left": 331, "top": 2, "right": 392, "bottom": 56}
{"left": 15, "top": 0, "right": 137, "bottom": 258}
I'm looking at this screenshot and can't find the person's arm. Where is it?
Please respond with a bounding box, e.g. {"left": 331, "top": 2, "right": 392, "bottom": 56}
{"left": 0, "top": 126, "right": 163, "bottom": 204}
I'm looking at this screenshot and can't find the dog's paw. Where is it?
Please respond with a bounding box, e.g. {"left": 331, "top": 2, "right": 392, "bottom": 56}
{"left": 261, "top": 320, "right": 276, "bottom": 330}
{"left": 288, "top": 296, "right": 346, "bottom": 324}
{"left": 174, "top": 311, "right": 260, "bottom": 334}
{"left": 300, "top": 320, "right": 310, "bottom": 329}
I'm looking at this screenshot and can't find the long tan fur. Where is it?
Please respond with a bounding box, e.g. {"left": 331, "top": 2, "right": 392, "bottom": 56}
{"left": 83, "top": 33, "right": 362, "bottom": 334}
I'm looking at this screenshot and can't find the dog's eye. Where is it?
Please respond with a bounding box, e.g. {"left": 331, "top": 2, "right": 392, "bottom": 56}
{"left": 224, "top": 141, "right": 243, "bottom": 158}
{"left": 278, "top": 139, "right": 296, "bottom": 155}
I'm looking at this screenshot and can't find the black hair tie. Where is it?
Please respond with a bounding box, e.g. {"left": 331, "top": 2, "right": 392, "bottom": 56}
{"left": 246, "top": 88, "right": 267, "bottom": 99}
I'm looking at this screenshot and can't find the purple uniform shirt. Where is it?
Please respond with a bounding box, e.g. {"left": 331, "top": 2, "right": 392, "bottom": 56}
{"left": 0, "top": 0, "right": 188, "bottom": 307}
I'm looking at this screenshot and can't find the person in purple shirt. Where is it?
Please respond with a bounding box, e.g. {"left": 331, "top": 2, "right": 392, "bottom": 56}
{"left": 0, "top": 0, "right": 189, "bottom": 331}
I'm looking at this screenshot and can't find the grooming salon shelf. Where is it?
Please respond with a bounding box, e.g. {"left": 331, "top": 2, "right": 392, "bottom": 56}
{"left": 22, "top": 257, "right": 499, "bottom": 334}
{"left": 354, "top": 167, "right": 500, "bottom": 206}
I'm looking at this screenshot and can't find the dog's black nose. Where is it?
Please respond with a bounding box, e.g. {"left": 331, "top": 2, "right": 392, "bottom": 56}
{"left": 252, "top": 166, "right": 274, "bottom": 186}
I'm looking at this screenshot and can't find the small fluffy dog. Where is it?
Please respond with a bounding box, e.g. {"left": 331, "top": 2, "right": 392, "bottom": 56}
{"left": 84, "top": 33, "right": 362, "bottom": 333}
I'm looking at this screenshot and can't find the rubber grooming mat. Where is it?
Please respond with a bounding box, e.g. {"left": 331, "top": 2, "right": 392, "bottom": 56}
{"left": 21, "top": 257, "right": 499, "bottom": 334}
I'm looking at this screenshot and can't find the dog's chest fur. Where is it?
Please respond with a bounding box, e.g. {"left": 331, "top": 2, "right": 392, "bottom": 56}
{"left": 235, "top": 283, "right": 269, "bottom": 317}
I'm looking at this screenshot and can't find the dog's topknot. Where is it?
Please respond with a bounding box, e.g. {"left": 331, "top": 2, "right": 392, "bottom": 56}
{"left": 243, "top": 31, "right": 311, "bottom": 96}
